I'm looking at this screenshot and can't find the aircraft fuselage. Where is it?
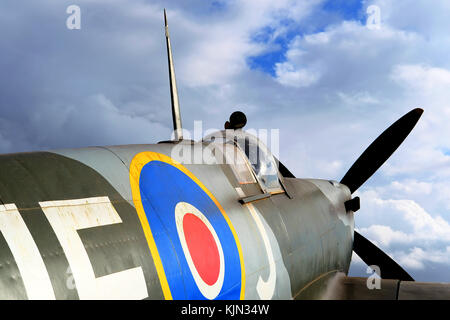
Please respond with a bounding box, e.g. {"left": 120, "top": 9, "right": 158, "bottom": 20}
{"left": 0, "top": 142, "right": 354, "bottom": 299}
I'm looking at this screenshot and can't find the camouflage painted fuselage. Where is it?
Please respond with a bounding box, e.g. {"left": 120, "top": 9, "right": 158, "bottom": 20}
{"left": 0, "top": 142, "right": 354, "bottom": 299}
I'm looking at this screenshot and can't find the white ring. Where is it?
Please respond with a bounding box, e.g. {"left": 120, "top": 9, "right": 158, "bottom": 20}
{"left": 175, "top": 202, "right": 225, "bottom": 299}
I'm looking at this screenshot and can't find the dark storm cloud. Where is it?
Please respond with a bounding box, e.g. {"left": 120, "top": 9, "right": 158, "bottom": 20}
{"left": 0, "top": 0, "right": 177, "bottom": 153}
{"left": 0, "top": 0, "right": 323, "bottom": 153}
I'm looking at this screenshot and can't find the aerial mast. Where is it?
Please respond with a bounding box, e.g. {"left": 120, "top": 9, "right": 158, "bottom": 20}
{"left": 164, "top": 9, "right": 183, "bottom": 141}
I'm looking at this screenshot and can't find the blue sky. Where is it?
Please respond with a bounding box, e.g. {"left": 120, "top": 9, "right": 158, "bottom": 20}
{"left": 1, "top": 0, "right": 450, "bottom": 285}
{"left": 248, "top": 0, "right": 365, "bottom": 75}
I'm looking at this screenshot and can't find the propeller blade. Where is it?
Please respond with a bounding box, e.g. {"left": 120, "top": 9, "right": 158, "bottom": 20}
{"left": 340, "top": 108, "right": 423, "bottom": 193}
{"left": 353, "top": 230, "right": 414, "bottom": 281}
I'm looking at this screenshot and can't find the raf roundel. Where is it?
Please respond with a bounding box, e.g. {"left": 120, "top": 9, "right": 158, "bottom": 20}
{"left": 129, "top": 151, "right": 245, "bottom": 300}
{"left": 175, "top": 202, "right": 225, "bottom": 299}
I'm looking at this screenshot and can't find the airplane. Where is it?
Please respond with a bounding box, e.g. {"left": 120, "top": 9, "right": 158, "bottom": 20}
{"left": 0, "top": 9, "right": 448, "bottom": 300}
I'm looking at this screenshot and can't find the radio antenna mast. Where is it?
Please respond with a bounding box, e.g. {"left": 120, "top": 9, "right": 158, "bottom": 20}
{"left": 164, "top": 9, "right": 183, "bottom": 141}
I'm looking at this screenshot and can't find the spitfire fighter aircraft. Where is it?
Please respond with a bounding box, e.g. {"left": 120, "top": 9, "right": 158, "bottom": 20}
{"left": 0, "top": 10, "right": 448, "bottom": 300}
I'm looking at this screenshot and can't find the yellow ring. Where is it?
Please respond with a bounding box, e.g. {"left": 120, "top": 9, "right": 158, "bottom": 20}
{"left": 129, "top": 151, "right": 246, "bottom": 300}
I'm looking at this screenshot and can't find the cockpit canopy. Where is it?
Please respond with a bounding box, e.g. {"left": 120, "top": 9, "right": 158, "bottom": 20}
{"left": 203, "top": 130, "right": 282, "bottom": 194}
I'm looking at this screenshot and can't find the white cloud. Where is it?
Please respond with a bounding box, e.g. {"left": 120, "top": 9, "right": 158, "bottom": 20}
{"left": 274, "top": 61, "right": 320, "bottom": 87}
{"left": 391, "top": 64, "right": 450, "bottom": 93}
{"left": 174, "top": 0, "right": 323, "bottom": 86}
{"left": 359, "top": 225, "right": 410, "bottom": 247}
{"left": 389, "top": 180, "right": 433, "bottom": 196}
{"left": 354, "top": 188, "right": 450, "bottom": 275}
{"left": 396, "top": 247, "right": 450, "bottom": 270}
{"left": 358, "top": 189, "right": 450, "bottom": 242}
{"left": 337, "top": 91, "right": 379, "bottom": 106}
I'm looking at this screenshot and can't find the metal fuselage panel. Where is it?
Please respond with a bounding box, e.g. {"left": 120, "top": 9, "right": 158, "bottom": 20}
{"left": 0, "top": 143, "right": 353, "bottom": 299}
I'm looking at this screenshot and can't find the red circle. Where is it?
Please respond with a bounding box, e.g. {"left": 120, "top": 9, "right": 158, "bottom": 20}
{"left": 183, "top": 213, "right": 220, "bottom": 286}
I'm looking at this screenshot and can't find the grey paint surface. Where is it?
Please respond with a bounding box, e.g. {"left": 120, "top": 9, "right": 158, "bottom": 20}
{"left": 0, "top": 141, "right": 366, "bottom": 299}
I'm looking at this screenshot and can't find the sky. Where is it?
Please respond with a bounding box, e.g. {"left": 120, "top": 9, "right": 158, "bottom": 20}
{"left": 1, "top": 0, "right": 450, "bottom": 283}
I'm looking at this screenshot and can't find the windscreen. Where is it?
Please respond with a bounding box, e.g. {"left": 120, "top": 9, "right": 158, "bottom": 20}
{"left": 204, "top": 130, "right": 282, "bottom": 193}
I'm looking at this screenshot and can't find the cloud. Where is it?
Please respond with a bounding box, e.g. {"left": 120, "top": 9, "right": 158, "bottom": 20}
{"left": 358, "top": 189, "right": 450, "bottom": 241}
{"left": 275, "top": 61, "right": 320, "bottom": 87}
{"left": 395, "top": 247, "right": 450, "bottom": 270}
{"left": 353, "top": 188, "right": 450, "bottom": 278}
{"left": 337, "top": 91, "right": 379, "bottom": 106}
{"left": 389, "top": 180, "right": 433, "bottom": 196}
{"left": 391, "top": 64, "right": 450, "bottom": 93}
{"left": 358, "top": 225, "right": 410, "bottom": 247}
{"left": 173, "top": 0, "right": 323, "bottom": 86}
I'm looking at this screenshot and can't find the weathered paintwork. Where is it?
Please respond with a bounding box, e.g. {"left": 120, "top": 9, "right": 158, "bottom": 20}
{"left": 0, "top": 141, "right": 354, "bottom": 299}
